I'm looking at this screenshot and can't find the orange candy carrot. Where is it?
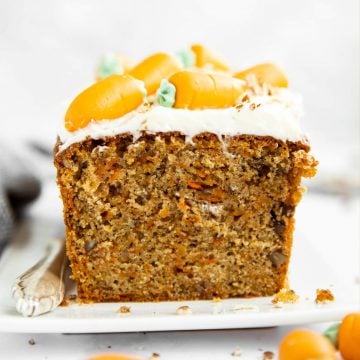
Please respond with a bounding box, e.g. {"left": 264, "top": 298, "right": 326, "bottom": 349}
{"left": 88, "top": 354, "right": 145, "bottom": 360}
{"left": 65, "top": 74, "right": 146, "bottom": 132}
{"left": 129, "top": 52, "right": 182, "bottom": 94}
{"left": 338, "top": 313, "right": 360, "bottom": 360}
{"left": 234, "top": 63, "right": 288, "bottom": 88}
{"left": 168, "top": 71, "right": 244, "bottom": 109}
{"left": 279, "top": 329, "right": 337, "bottom": 360}
{"left": 191, "top": 44, "right": 230, "bottom": 72}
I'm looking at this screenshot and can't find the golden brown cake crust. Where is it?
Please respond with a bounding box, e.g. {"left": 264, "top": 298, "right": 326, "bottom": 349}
{"left": 55, "top": 132, "right": 317, "bottom": 302}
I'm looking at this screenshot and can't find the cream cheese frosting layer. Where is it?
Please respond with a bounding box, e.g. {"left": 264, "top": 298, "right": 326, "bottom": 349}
{"left": 58, "top": 89, "right": 306, "bottom": 153}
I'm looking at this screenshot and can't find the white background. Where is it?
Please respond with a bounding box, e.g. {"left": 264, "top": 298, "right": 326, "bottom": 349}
{"left": 0, "top": 1, "right": 359, "bottom": 359}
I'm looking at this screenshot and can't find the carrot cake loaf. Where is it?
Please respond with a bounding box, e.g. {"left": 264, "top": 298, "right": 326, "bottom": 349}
{"left": 54, "top": 45, "right": 317, "bottom": 302}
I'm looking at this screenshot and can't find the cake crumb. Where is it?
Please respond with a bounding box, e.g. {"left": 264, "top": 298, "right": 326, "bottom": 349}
{"left": 315, "top": 289, "right": 335, "bottom": 304}
{"left": 232, "top": 304, "right": 259, "bottom": 313}
{"left": 28, "top": 338, "right": 35, "bottom": 346}
{"left": 212, "top": 301, "right": 224, "bottom": 315}
{"left": 59, "top": 297, "right": 69, "bottom": 307}
{"left": 272, "top": 302, "right": 283, "bottom": 309}
{"left": 212, "top": 296, "right": 222, "bottom": 303}
{"left": 68, "top": 294, "right": 77, "bottom": 301}
{"left": 241, "top": 94, "right": 250, "bottom": 102}
{"left": 176, "top": 305, "right": 192, "bottom": 315}
{"left": 272, "top": 288, "right": 299, "bottom": 304}
{"left": 263, "top": 351, "right": 274, "bottom": 359}
{"left": 138, "top": 101, "right": 153, "bottom": 114}
{"left": 149, "top": 353, "right": 160, "bottom": 359}
{"left": 117, "top": 305, "right": 131, "bottom": 315}
{"left": 231, "top": 346, "right": 242, "bottom": 356}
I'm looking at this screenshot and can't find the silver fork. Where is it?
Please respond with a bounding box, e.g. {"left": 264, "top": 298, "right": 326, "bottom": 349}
{"left": 11, "top": 238, "right": 67, "bottom": 317}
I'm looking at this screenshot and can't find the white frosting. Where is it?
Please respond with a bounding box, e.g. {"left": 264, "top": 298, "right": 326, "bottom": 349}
{"left": 57, "top": 89, "right": 307, "bottom": 153}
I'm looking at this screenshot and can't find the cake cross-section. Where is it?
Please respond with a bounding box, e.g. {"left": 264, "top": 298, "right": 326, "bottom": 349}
{"left": 55, "top": 45, "right": 317, "bottom": 302}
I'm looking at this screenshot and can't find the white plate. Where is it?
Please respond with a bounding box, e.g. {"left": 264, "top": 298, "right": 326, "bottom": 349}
{"left": 0, "top": 217, "right": 358, "bottom": 333}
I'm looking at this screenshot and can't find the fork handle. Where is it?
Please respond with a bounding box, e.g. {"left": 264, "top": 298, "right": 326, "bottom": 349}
{"left": 11, "top": 238, "right": 67, "bottom": 317}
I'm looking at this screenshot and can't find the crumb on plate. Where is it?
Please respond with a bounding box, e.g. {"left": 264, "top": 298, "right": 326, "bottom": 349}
{"left": 263, "top": 350, "right": 274, "bottom": 359}
{"left": 60, "top": 294, "right": 78, "bottom": 306}
{"left": 315, "top": 288, "right": 334, "bottom": 304}
{"left": 212, "top": 296, "right": 222, "bottom": 303}
{"left": 232, "top": 304, "right": 260, "bottom": 313}
{"left": 176, "top": 305, "right": 192, "bottom": 315}
{"left": 231, "top": 346, "right": 242, "bottom": 356}
{"left": 272, "top": 288, "right": 299, "bottom": 304}
{"left": 59, "top": 297, "right": 69, "bottom": 307}
{"left": 117, "top": 305, "right": 131, "bottom": 315}
{"left": 212, "top": 302, "right": 224, "bottom": 315}
{"left": 149, "top": 353, "right": 160, "bottom": 359}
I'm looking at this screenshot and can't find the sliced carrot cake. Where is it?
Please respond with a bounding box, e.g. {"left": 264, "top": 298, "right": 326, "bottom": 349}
{"left": 54, "top": 45, "right": 317, "bottom": 302}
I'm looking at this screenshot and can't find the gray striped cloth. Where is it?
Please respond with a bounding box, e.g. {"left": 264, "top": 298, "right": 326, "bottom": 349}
{"left": 0, "top": 143, "right": 41, "bottom": 246}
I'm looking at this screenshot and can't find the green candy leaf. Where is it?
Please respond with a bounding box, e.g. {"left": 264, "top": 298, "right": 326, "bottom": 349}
{"left": 176, "top": 49, "right": 195, "bottom": 69}
{"left": 323, "top": 323, "right": 340, "bottom": 348}
{"left": 156, "top": 79, "right": 176, "bottom": 107}
{"left": 97, "top": 53, "right": 122, "bottom": 79}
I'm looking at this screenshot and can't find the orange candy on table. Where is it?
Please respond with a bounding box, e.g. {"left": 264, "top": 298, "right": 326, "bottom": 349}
{"left": 88, "top": 354, "right": 145, "bottom": 360}
{"left": 191, "top": 44, "right": 230, "bottom": 72}
{"left": 65, "top": 74, "right": 146, "bottom": 132}
{"left": 279, "top": 328, "right": 337, "bottom": 360}
{"left": 168, "top": 70, "right": 244, "bottom": 109}
{"left": 129, "top": 52, "right": 182, "bottom": 94}
{"left": 338, "top": 313, "right": 360, "bottom": 360}
{"left": 234, "top": 63, "right": 289, "bottom": 88}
